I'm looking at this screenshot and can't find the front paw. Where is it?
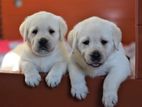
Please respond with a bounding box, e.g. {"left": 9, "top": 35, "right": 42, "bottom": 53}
{"left": 71, "top": 84, "right": 88, "bottom": 100}
{"left": 25, "top": 73, "right": 41, "bottom": 87}
{"left": 45, "top": 72, "right": 62, "bottom": 88}
{"left": 102, "top": 92, "right": 118, "bottom": 107}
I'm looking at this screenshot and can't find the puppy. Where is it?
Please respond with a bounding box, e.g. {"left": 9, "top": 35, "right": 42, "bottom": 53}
{"left": 68, "top": 17, "right": 131, "bottom": 107}
{"left": 1, "top": 11, "right": 69, "bottom": 87}
{"left": 124, "top": 42, "right": 135, "bottom": 79}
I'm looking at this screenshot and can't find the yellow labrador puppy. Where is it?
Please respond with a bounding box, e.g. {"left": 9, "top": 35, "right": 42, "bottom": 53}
{"left": 1, "top": 11, "right": 69, "bottom": 87}
{"left": 68, "top": 17, "right": 131, "bottom": 107}
{"left": 124, "top": 42, "right": 135, "bottom": 79}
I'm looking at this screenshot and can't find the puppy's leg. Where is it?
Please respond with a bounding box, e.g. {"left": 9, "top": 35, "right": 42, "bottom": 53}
{"left": 45, "top": 62, "right": 67, "bottom": 88}
{"left": 102, "top": 67, "right": 130, "bottom": 107}
{"left": 21, "top": 61, "right": 41, "bottom": 87}
{"left": 69, "top": 63, "right": 88, "bottom": 100}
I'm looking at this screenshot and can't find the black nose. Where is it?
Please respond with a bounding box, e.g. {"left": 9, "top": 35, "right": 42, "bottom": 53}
{"left": 39, "top": 38, "right": 48, "bottom": 46}
{"left": 90, "top": 51, "right": 102, "bottom": 62}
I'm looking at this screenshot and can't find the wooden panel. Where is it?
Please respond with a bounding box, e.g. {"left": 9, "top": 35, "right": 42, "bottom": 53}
{"left": 137, "top": 0, "right": 142, "bottom": 78}
{"left": 0, "top": 0, "right": 2, "bottom": 38}
{"left": 138, "top": 0, "right": 142, "bottom": 25}
{"left": 137, "top": 26, "right": 142, "bottom": 78}
{"left": 0, "top": 73, "right": 142, "bottom": 107}
{"left": 1, "top": 0, "right": 136, "bottom": 44}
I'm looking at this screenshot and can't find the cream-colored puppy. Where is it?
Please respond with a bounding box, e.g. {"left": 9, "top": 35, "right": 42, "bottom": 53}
{"left": 124, "top": 42, "right": 135, "bottom": 79}
{"left": 1, "top": 11, "right": 69, "bottom": 87}
{"left": 68, "top": 17, "right": 131, "bottom": 107}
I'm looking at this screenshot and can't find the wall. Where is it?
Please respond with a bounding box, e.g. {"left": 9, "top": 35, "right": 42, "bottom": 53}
{"left": 1, "top": 0, "right": 136, "bottom": 44}
{"left": 138, "top": 0, "right": 142, "bottom": 78}
{"left": 0, "top": 0, "right": 2, "bottom": 38}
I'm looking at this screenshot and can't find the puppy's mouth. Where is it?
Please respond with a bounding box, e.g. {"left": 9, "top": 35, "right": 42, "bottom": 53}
{"left": 39, "top": 47, "right": 50, "bottom": 51}
{"left": 39, "top": 47, "right": 54, "bottom": 53}
{"left": 87, "top": 62, "right": 103, "bottom": 68}
{"left": 34, "top": 47, "right": 54, "bottom": 56}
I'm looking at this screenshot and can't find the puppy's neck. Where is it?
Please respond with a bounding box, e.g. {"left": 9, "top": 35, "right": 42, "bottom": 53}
{"left": 58, "top": 40, "right": 70, "bottom": 62}
{"left": 72, "top": 49, "right": 94, "bottom": 72}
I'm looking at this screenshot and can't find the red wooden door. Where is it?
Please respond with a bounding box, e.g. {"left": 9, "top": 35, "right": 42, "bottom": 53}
{"left": 0, "top": 0, "right": 142, "bottom": 107}
{"left": 1, "top": 0, "right": 135, "bottom": 44}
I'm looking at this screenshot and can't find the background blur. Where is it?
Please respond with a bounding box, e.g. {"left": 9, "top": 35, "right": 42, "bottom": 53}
{"left": 0, "top": 0, "right": 137, "bottom": 42}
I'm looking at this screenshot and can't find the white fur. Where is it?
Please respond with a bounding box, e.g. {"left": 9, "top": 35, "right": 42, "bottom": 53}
{"left": 124, "top": 42, "right": 135, "bottom": 79}
{"left": 1, "top": 11, "right": 69, "bottom": 87}
{"left": 68, "top": 17, "right": 131, "bottom": 107}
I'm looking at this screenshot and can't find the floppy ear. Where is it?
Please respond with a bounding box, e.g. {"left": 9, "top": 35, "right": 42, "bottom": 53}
{"left": 19, "top": 17, "right": 30, "bottom": 41}
{"left": 112, "top": 24, "right": 122, "bottom": 50}
{"left": 58, "top": 16, "right": 68, "bottom": 41}
{"left": 67, "top": 29, "right": 78, "bottom": 52}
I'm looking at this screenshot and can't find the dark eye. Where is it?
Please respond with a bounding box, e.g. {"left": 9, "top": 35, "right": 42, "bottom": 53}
{"left": 32, "top": 29, "right": 38, "bottom": 35}
{"left": 101, "top": 39, "right": 108, "bottom": 45}
{"left": 49, "top": 29, "right": 55, "bottom": 34}
{"left": 82, "top": 40, "right": 89, "bottom": 45}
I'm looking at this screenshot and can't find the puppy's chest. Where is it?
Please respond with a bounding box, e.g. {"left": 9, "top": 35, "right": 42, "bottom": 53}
{"left": 35, "top": 54, "right": 63, "bottom": 72}
{"left": 85, "top": 63, "right": 110, "bottom": 77}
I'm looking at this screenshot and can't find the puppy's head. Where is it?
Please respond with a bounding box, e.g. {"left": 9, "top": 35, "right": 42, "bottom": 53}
{"left": 68, "top": 17, "right": 121, "bottom": 68}
{"left": 19, "top": 11, "right": 67, "bottom": 56}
